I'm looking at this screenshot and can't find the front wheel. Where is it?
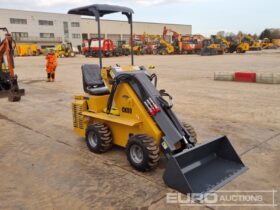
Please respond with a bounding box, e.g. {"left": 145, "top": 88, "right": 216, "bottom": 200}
{"left": 126, "top": 134, "right": 160, "bottom": 172}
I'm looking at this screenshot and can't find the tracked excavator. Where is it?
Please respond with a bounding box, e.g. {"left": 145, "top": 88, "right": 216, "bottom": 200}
{"left": 0, "top": 27, "right": 24, "bottom": 101}
{"left": 69, "top": 4, "right": 247, "bottom": 198}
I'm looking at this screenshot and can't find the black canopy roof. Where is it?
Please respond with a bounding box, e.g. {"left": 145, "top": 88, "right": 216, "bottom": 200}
{"left": 68, "top": 4, "right": 135, "bottom": 67}
{"left": 68, "top": 4, "right": 134, "bottom": 18}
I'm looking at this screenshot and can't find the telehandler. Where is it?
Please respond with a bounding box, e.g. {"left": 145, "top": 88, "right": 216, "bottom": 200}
{"left": 0, "top": 27, "right": 25, "bottom": 101}
{"left": 55, "top": 42, "right": 75, "bottom": 58}
{"left": 69, "top": 4, "right": 247, "bottom": 197}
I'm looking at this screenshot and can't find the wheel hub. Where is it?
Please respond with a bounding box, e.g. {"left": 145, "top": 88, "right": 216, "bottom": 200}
{"left": 88, "top": 131, "right": 98, "bottom": 148}
{"left": 130, "top": 145, "right": 143, "bottom": 164}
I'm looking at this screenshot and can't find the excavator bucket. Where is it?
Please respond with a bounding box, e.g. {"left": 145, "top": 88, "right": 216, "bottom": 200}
{"left": 8, "top": 87, "right": 25, "bottom": 102}
{"left": 0, "top": 75, "right": 25, "bottom": 102}
{"left": 163, "top": 136, "right": 247, "bottom": 197}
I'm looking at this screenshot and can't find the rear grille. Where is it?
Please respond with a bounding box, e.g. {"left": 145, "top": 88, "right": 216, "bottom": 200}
{"left": 72, "top": 103, "right": 84, "bottom": 129}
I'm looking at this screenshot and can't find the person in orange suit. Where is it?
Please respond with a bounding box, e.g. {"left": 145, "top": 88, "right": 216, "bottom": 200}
{"left": 45, "top": 49, "right": 58, "bottom": 82}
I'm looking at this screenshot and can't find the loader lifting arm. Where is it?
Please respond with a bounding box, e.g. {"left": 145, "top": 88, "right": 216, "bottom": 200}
{"left": 105, "top": 67, "right": 248, "bottom": 197}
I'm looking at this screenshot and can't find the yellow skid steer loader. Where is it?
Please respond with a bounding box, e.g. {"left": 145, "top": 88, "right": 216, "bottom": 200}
{"left": 69, "top": 4, "right": 247, "bottom": 197}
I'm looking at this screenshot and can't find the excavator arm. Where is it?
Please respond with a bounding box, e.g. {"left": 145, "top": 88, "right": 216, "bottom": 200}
{"left": 0, "top": 27, "right": 24, "bottom": 101}
{"left": 159, "top": 38, "right": 174, "bottom": 54}
{"left": 0, "top": 28, "right": 15, "bottom": 77}
{"left": 163, "top": 26, "right": 180, "bottom": 41}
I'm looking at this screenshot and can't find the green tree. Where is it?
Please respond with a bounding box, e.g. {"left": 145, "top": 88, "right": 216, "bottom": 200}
{"left": 259, "top": 29, "right": 272, "bottom": 40}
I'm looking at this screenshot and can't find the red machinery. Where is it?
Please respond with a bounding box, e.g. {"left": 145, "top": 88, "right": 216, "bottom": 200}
{"left": 82, "top": 38, "right": 115, "bottom": 57}
{"left": 162, "top": 27, "right": 203, "bottom": 54}
{"left": 0, "top": 27, "right": 24, "bottom": 101}
{"left": 163, "top": 26, "right": 180, "bottom": 41}
{"left": 182, "top": 35, "right": 203, "bottom": 54}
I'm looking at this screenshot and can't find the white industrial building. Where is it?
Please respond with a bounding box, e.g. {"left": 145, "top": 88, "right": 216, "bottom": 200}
{"left": 0, "top": 8, "right": 192, "bottom": 48}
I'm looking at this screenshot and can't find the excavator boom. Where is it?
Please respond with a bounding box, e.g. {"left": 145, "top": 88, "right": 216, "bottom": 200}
{"left": 0, "top": 27, "right": 25, "bottom": 101}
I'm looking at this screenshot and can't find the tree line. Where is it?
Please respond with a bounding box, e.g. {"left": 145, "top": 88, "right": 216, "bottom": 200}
{"left": 216, "top": 28, "right": 280, "bottom": 41}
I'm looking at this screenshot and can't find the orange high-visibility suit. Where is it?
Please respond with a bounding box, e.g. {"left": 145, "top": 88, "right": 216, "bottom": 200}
{"left": 46, "top": 52, "right": 57, "bottom": 82}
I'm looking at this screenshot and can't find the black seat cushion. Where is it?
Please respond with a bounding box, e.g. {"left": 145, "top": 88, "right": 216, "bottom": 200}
{"left": 81, "top": 64, "right": 110, "bottom": 95}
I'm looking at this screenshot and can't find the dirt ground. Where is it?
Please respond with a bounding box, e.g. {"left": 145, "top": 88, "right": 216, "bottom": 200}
{"left": 0, "top": 50, "right": 279, "bottom": 210}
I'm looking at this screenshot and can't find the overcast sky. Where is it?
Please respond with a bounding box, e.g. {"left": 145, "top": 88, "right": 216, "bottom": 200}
{"left": 1, "top": 0, "right": 279, "bottom": 35}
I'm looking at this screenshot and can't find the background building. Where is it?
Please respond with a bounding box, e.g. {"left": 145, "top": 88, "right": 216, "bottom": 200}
{"left": 0, "top": 8, "right": 192, "bottom": 49}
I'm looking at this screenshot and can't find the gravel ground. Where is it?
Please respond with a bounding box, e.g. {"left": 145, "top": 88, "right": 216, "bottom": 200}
{"left": 0, "top": 50, "right": 279, "bottom": 209}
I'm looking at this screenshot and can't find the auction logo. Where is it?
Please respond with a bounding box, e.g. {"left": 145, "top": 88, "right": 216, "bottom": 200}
{"left": 166, "top": 190, "right": 278, "bottom": 207}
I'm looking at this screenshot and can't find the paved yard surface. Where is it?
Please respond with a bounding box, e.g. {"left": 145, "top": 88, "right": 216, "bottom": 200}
{"left": 0, "top": 50, "right": 279, "bottom": 209}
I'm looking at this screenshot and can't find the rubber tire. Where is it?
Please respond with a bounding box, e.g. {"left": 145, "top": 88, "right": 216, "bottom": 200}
{"left": 161, "top": 49, "right": 168, "bottom": 55}
{"left": 85, "top": 123, "right": 113, "bottom": 153}
{"left": 182, "top": 122, "right": 197, "bottom": 144}
{"left": 152, "top": 49, "right": 158, "bottom": 55}
{"left": 126, "top": 134, "right": 160, "bottom": 172}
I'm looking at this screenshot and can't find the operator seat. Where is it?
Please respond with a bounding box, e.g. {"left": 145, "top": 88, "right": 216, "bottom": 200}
{"left": 81, "top": 64, "right": 110, "bottom": 96}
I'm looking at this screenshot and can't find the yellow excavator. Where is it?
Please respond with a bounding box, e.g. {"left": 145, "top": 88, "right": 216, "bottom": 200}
{"left": 69, "top": 4, "right": 247, "bottom": 198}
{"left": 156, "top": 38, "right": 175, "bottom": 55}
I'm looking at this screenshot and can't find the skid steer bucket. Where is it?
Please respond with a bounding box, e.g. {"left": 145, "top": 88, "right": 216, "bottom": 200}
{"left": 163, "top": 136, "right": 247, "bottom": 196}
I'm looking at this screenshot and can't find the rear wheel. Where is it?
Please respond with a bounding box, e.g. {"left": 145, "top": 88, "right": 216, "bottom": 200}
{"left": 126, "top": 134, "right": 160, "bottom": 171}
{"left": 160, "top": 49, "right": 168, "bottom": 55}
{"left": 85, "top": 123, "right": 113, "bottom": 153}
{"left": 152, "top": 49, "right": 158, "bottom": 55}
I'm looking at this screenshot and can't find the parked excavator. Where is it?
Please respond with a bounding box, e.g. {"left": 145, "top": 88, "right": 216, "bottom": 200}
{"left": 69, "top": 4, "right": 247, "bottom": 198}
{"left": 156, "top": 38, "right": 175, "bottom": 55}
{"left": 154, "top": 27, "right": 182, "bottom": 55}
{"left": 162, "top": 27, "right": 183, "bottom": 54}
{"left": 200, "top": 35, "right": 228, "bottom": 56}
{"left": 0, "top": 27, "right": 25, "bottom": 101}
